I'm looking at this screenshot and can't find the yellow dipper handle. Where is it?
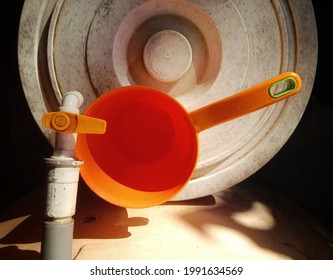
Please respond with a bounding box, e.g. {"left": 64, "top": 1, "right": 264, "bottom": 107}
{"left": 42, "top": 111, "right": 106, "bottom": 134}
{"left": 189, "top": 72, "right": 302, "bottom": 132}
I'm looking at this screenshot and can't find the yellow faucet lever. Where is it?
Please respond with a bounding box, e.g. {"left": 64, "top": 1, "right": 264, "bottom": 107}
{"left": 42, "top": 112, "right": 106, "bottom": 134}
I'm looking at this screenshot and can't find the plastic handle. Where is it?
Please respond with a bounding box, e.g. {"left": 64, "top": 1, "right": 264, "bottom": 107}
{"left": 42, "top": 112, "right": 106, "bottom": 134}
{"left": 189, "top": 72, "right": 302, "bottom": 132}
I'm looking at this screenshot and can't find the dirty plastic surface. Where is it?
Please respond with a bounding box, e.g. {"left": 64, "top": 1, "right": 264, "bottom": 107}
{"left": 18, "top": 0, "right": 317, "bottom": 202}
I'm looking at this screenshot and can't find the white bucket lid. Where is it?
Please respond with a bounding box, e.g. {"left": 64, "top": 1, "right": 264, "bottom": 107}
{"left": 18, "top": 0, "right": 317, "bottom": 201}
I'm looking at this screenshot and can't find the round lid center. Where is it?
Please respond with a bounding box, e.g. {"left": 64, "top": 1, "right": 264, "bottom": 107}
{"left": 143, "top": 30, "right": 192, "bottom": 82}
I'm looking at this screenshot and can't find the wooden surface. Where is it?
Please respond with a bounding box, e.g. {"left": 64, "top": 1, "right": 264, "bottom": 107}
{"left": 1, "top": 180, "right": 332, "bottom": 260}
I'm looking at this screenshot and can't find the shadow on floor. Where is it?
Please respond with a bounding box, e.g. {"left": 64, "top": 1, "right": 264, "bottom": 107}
{"left": 2, "top": 177, "right": 333, "bottom": 260}
{"left": 0, "top": 181, "right": 148, "bottom": 260}
{"left": 0, "top": 245, "right": 40, "bottom": 260}
{"left": 180, "top": 181, "right": 333, "bottom": 260}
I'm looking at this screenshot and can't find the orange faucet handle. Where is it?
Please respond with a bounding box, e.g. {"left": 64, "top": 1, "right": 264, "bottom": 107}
{"left": 42, "top": 112, "right": 106, "bottom": 134}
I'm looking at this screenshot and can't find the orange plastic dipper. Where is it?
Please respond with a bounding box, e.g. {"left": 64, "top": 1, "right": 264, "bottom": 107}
{"left": 76, "top": 72, "right": 302, "bottom": 208}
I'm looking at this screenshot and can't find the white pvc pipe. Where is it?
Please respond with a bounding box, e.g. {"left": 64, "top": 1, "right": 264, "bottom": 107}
{"left": 42, "top": 91, "right": 84, "bottom": 260}
{"left": 59, "top": 90, "right": 84, "bottom": 114}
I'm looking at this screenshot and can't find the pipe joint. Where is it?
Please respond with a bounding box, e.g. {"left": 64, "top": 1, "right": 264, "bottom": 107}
{"left": 44, "top": 158, "right": 83, "bottom": 219}
{"left": 59, "top": 90, "right": 84, "bottom": 114}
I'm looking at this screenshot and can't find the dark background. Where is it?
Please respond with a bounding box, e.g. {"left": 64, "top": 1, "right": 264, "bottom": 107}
{"left": 3, "top": 1, "right": 332, "bottom": 229}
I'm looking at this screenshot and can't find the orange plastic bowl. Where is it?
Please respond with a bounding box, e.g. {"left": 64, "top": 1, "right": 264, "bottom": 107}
{"left": 76, "top": 86, "right": 198, "bottom": 208}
